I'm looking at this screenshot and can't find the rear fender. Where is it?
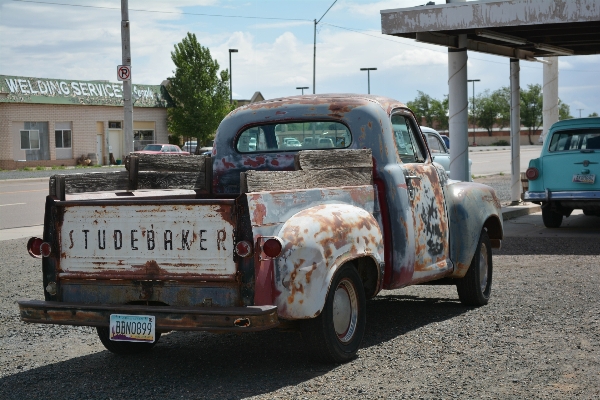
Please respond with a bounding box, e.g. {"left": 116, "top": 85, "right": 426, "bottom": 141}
{"left": 445, "top": 182, "right": 503, "bottom": 278}
{"left": 273, "top": 204, "right": 384, "bottom": 319}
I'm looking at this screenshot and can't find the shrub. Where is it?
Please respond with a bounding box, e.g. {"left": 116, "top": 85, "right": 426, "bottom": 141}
{"left": 492, "top": 140, "right": 510, "bottom": 146}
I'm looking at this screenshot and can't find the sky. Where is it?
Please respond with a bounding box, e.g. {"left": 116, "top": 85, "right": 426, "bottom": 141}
{"left": 1, "top": 0, "right": 599, "bottom": 116}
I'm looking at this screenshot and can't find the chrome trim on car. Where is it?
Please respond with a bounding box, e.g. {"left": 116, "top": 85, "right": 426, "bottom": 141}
{"left": 524, "top": 190, "right": 600, "bottom": 201}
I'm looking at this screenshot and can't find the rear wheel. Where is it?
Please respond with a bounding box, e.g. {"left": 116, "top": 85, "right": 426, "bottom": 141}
{"left": 456, "top": 229, "right": 493, "bottom": 306}
{"left": 542, "top": 206, "right": 563, "bottom": 228}
{"left": 97, "top": 327, "right": 160, "bottom": 355}
{"left": 300, "top": 264, "right": 366, "bottom": 363}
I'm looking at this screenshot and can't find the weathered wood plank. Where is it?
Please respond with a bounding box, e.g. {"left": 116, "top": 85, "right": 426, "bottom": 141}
{"left": 241, "top": 168, "right": 372, "bottom": 193}
{"left": 304, "top": 168, "right": 373, "bottom": 188}
{"left": 137, "top": 171, "right": 207, "bottom": 190}
{"left": 295, "top": 149, "right": 372, "bottom": 170}
{"left": 50, "top": 172, "right": 130, "bottom": 195}
{"left": 49, "top": 171, "right": 208, "bottom": 195}
{"left": 241, "top": 170, "right": 306, "bottom": 193}
{"left": 125, "top": 154, "right": 208, "bottom": 172}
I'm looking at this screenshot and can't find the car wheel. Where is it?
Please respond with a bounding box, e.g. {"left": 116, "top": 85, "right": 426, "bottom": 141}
{"left": 300, "top": 263, "right": 366, "bottom": 363}
{"left": 456, "top": 229, "right": 493, "bottom": 306}
{"left": 542, "top": 206, "right": 563, "bottom": 228}
{"left": 96, "top": 327, "right": 160, "bottom": 355}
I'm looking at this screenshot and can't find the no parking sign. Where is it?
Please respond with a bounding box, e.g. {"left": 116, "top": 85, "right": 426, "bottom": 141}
{"left": 117, "top": 65, "right": 131, "bottom": 81}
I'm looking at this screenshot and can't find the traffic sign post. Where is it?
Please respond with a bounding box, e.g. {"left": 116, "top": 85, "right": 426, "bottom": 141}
{"left": 117, "top": 65, "right": 131, "bottom": 81}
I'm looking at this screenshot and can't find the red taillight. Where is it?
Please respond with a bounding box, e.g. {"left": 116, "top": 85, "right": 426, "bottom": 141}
{"left": 526, "top": 167, "right": 539, "bottom": 180}
{"left": 235, "top": 240, "right": 253, "bottom": 257}
{"left": 27, "top": 237, "right": 43, "bottom": 258}
{"left": 40, "top": 242, "right": 52, "bottom": 257}
{"left": 262, "top": 238, "right": 283, "bottom": 258}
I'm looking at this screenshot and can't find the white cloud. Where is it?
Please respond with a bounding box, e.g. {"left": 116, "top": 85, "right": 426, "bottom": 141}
{"left": 384, "top": 48, "right": 447, "bottom": 68}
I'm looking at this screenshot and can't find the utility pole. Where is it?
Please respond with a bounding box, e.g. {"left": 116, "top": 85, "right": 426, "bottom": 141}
{"left": 467, "top": 79, "right": 480, "bottom": 146}
{"left": 121, "top": 0, "right": 133, "bottom": 156}
{"left": 313, "top": 0, "right": 337, "bottom": 94}
{"left": 577, "top": 108, "right": 583, "bottom": 118}
{"left": 296, "top": 86, "right": 309, "bottom": 95}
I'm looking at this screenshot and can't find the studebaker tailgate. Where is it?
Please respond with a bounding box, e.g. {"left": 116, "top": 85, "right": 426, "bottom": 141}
{"left": 55, "top": 199, "right": 236, "bottom": 281}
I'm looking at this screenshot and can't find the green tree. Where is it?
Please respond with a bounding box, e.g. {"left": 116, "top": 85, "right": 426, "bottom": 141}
{"left": 474, "top": 90, "right": 496, "bottom": 136}
{"left": 492, "top": 87, "right": 511, "bottom": 130}
{"left": 558, "top": 99, "right": 573, "bottom": 120}
{"left": 520, "top": 84, "right": 543, "bottom": 145}
{"left": 407, "top": 91, "right": 448, "bottom": 130}
{"left": 589, "top": 112, "right": 599, "bottom": 117}
{"left": 166, "top": 33, "right": 233, "bottom": 152}
{"left": 407, "top": 91, "right": 434, "bottom": 127}
{"left": 430, "top": 96, "right": 449, "bottom": 130}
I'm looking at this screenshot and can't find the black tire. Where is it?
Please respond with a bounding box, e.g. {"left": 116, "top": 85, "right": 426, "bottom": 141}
{"left": 456, "top": 229, "right": 493, "bottom": 306}
{"left": 300, "top": 264, "right": 366, "bottom": 363}
{"left": 96, "top": 327, "right": 160, "bottom": 355}
{"left": 542, "top": 206, "right": 563, "bottom": 228}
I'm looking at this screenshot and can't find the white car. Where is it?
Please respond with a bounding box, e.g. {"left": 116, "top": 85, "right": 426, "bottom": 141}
{"left": 420, "top": 126, "right": 472, "bottom": 181}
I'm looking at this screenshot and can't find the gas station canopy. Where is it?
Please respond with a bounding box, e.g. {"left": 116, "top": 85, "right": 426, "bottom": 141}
{"left": 381, "top": 0, "right": 600, "bottom": 60}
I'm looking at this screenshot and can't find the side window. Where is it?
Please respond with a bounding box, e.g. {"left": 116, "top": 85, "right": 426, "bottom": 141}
{"left": 427, "top": 134, "right": 444, "bottom": 153}
{"left": 391, "top": 114, "right": 425, "bottom": 163}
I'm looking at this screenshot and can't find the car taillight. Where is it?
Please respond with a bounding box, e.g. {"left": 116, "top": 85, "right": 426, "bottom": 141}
{"left": 27, "top": 237, "right": 44, "bottom": 258}
{"left": 526, "top": 167, "right": 539, "bottom": 180}
{"left": 40, "top": 242, "right": 52, "bottom": 257}
{"left": 235, "top": 240, "right": 253, "bottom": 257}
{"left": 28, "top": 237, "right": 52, "bottom": 258}
{"left": 262, "top": 237, "right": 283, "bottom": 258}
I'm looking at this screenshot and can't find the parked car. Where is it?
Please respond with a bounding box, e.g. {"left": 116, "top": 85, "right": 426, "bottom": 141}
{"left": 420, "top": 126, "right": 472, "bottom": 181}
{"left": 440, "top": 134, "right": 450, "bottom": 149}
{"left": 198, "top": 140, "right": 214, "bottom": 155}
{"left": 132, "top": 144, "right": 190, "bottom": 155}
{"left": 524, "top": 117, "right": 600, "bottom": 227}
{"left": 182, "top": 141, "right": 197, "bottom": 154}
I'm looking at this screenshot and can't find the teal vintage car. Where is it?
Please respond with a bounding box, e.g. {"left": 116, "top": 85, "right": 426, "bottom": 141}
{"left": 524, "top": 117, "right": 600, "bottom": 228}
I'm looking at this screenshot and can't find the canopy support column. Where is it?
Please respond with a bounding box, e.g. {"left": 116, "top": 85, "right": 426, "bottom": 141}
{"left": 510, "top": 58, "right": 521, "bottom": 204}
{"left": 448, "top": 34, "right": 470, "bottom": 182}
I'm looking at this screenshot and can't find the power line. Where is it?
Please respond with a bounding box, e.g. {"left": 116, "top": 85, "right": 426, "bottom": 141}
{"left": 10, "top": 0, "right": 312, "bottom": 22}
{"left": 10, "top": 0, "right": 600, "bottom": 73}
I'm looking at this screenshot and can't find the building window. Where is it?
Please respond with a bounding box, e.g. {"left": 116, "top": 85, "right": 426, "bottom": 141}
{"left": 55, "top": 129, "right": 72, "bottom": 148}
{"left": 20, "top": 130, "right": 40, "bottom": 150}
{"left": 109, "top": 121, "right": 122, "bottom": 129}
{"left": 133, "top": 130, "right": 155, "bottom": 151}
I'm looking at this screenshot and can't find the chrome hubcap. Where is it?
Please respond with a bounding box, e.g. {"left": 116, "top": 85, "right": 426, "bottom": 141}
{"left": 332, "top": 278, "right": 358, "bottom": 343}
{"left": 479, "top": 242, "right": 489, "bottom": 292}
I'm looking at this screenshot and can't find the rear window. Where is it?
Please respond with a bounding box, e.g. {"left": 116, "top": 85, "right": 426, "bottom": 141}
{"left": 143, "top": 144, "right": 162, "bottom": 151}
{"left": 548, "top": 129, "right": 600, "bottom": 152}
{"left": 236, "top": 121, "right": 351, "bottom": 153}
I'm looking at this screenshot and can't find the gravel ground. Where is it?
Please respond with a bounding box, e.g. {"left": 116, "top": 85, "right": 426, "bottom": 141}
{"left": 1, "top": 234, "right": 599, "bottom": 399}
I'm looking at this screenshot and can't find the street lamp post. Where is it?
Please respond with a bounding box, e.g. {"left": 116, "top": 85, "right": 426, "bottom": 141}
{"left": 313, "top": 0, "right": 338, "bottom": 94}
{"left": 360, "top": 68, "right": 377, "bottom": 94}
{"left": 467, "top": 79, "right": 480, "bottom": 145}
{"left": 229, "top": 49, "right": 238, "bottom": 104}
{"left": 296, "top": 86, "right": 309, "bottom": 95}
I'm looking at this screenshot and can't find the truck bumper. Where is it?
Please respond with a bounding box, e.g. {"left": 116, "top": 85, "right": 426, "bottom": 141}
{"left": 18, "top": 299, "right": 279, "bottom": 332}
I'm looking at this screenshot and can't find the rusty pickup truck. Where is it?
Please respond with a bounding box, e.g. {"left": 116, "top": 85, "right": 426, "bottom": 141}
{"left": 19, "top": 94, "right": 503, "bottom": 363}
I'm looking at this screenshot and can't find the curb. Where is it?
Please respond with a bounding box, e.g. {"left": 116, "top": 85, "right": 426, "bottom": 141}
{"left": 501, "top": 203, "right": 541, "bottom": 221}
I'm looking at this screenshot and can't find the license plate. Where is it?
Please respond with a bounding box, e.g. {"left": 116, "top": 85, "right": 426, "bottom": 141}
{"left": 109, "top": 314, "right": 155, "bottom": 343}
{"left": 572, "top": 174, "right": 595, "bottom": 184}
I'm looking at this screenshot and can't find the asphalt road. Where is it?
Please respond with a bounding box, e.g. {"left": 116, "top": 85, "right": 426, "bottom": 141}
{"left": 0, "top": 179, "right": 47, "bottom": 231}
{"left": 469, "top": 145, "right": 541, "bottom": 176}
